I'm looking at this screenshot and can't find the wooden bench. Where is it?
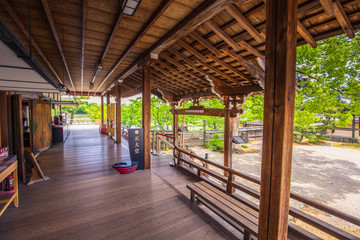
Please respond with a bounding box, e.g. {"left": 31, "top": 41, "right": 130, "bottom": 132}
{"left": 187, "top": 181, "right": 322, "bottom": 240}
{"left": 188, "top": 181, "right": 258, "bottom": 240}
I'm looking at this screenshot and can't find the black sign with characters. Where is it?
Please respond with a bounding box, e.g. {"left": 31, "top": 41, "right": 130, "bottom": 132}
{"left": 128, "top": 128, "right": 144, "bottom": 170}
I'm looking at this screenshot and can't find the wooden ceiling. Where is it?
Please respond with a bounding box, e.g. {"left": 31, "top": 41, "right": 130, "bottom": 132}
{"left": 1, "top": 0, "right": 360, "bottom": 99}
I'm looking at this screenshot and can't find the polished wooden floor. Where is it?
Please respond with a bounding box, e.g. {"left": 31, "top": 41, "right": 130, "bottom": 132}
{"left": 0, "top": 126, "right": 227, "bottom": 240}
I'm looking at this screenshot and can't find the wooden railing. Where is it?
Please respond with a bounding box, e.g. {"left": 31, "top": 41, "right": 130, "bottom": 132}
{"left": 174, "top": 147, "right": 360, "bottom": 240}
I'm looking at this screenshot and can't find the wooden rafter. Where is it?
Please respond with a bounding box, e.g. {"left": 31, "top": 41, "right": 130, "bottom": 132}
{"left": 103, "top": 0, "right": 235, "bottom": 93}
{"left": 159, "top": 53, "right": 186, "bottom": 71}
{"left": 41, "top": 0, "right": 75, "bottom": 91}
{"left": 95, "top": 0, "right": 176, "bottom": 93}
{"left": 151, "top": 71, "right": 189, "bottom": 94}
{"left": 153, "top": 61, "right": 206, "bottom": 89}
{"left": 90, "top": 6, "right": 124, "bottom": 87}
{"left": 297, "top": 20, "right": 317, "bottom": 48}
{"left": 221, "top": 48, "right": 265, "bottom": 84}
{"left": 319, "top": 0, "right": 334, "bottom": 16}
{"left": 225, "top": 4, "right": 264, "bottom": 42}
{"left": 189, "top": 31, "right": 222, "bottom": 57}
{"left": 195, "top": 58, "right": 239, "bottom": 85}
{"left": 238, "top": 40, "right": 264, "bottom": 59}
{"left": 332, "top": 0, "right": 355, "bottom": 38}
{"left": 0, "top": 0, "right": 63, "bottom": 85}
{"left": 206, "top": 55, "right": 251, "bottom": 84}
{"left": 81, "top": 0, "right": 87, "bottom": 93}
{"left": 177, "top": 40, "right": 207, "bottom": 62}
{"left": 205, "top": 20, "right": 240, "bottom": 50}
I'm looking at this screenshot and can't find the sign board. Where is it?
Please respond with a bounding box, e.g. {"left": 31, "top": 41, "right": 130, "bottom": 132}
{"left": 0, "top": 147, "right": 9, "bottom": 160}
{"left": 128, "top": 128, "right": 144, "bottom": 170}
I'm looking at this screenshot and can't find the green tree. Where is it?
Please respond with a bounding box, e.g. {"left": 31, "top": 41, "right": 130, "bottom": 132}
{"left": 295, "top": 31, "right": 360, "bottom": 142}
{"left": 242, "top": 94, "right": 264, "bottom": 124}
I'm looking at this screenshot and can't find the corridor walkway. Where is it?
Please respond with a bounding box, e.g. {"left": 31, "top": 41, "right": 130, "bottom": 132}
{"left": 0, "top": 125, "right": 226, "bottom": 240}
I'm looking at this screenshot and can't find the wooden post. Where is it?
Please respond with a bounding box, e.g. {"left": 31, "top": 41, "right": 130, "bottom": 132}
{"left": 106, "top": 92, "right": 110, "bottom": 135}
{"left": 0, "top": 93, "right": 9, "bottom": 148}
{"left": 351, "top": 114, "right": 356, "bottom": 138}
{"left": 156, "top": 133, "right": 161, "bottom": 154}
{"left": 224, "top": 108, "right": 233, "bottom": 176}
{"left": 142, "top": 64, "right": 151, "bottom": 169}
{"left": 12, "top": 95, "right": 25, "bottom": 183}
{"left": 182, "top": 103, "right": 185, "bottom": 148}
{"left": 173, "top": 110, "right": 178, "bottom": 164}
{"left": 258, "top": 0, "right": 297, "bottom": 239}
{"left": 116, "top": 84, "right": 122, "bottom": 144}
{"left": 202, "top": 120, "right": 206, "bottom": 147}
{"left": 101, "top": 95, "right": 104, "bottom": 125}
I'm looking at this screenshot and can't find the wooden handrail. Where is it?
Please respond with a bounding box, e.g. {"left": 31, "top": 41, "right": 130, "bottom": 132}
{"left": 158, "top": 135, "right": 174, "bottom": 148}
{"left": 176, "top": 147, "right": 228, "bottom": 171}
{"left": 175, "top": 147, "right": 360, "bottom": 231}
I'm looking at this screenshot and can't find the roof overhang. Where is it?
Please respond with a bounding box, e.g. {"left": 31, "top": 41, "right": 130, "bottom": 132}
{"left": 0, "top": 20, "right": 60, "bottom": 93}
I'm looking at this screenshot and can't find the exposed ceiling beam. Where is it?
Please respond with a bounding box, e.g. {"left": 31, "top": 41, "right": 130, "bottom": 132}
{"left": 332, "top": 0, "right": 355, "bottom": 38}
{"left": 41, "top": 0, "right": 75, "bottom": 91}
{"left": 319, "top": 0, "right": 334, "bottom": 16}
{"left": 95, "top": 0, "right": 176, "bottom": 93}
{"left": 189, "top": 31, "right": 222, "bottom": 57}
{"left": 89, "top": 8, "right": 124, "bottom": 87}
{"left": 104, "top": 0, "right": 235, "bottom": 93}
{"left": 0, "top": 0, "right": 63, "bottom": 85}
{"left": 205, "top": 19, "right": 240, "bottom": 50}
{"left": 297, "top": 20, "right": 317, "bottom": 48}
{"left": 207, "top": 55, "right": 251, "bottom": 84}
{"left": 221, "top": 48, "right": 264, "bottom": 84}
{"left": 153, "top": 60, "right": 206, "bottom": 89}
{"left": 81, "top": 0, "right": 87, "bottom": 94}
{"left": 152, "top": 0, "right": 234, "bottom": 55}
{"left": 238, "top": 40, "right": 264, "bottom": 59}
{"left": 225, "top": 4, "right": 265, "bottom": 42}
{"left": 177, "top": 39, "right": 207, "bottom": 62}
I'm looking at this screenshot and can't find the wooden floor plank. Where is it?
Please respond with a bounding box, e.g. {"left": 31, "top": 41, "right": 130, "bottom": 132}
{"left": 0, "top": 126, "right": 227, "bottom": 240}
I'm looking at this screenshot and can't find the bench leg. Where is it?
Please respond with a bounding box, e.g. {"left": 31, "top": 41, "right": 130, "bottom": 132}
{"left": 244, "top": 231, "right": 251, "bottom": 240}
{"left": 190, "top": 191, "right": 195, "bottom": 202}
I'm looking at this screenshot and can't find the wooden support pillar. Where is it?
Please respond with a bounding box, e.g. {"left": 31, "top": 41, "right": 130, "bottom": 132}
{"left": 258, "top": 0, "right": 297, "bottom": 239}
{"left": 202, "top": 120, "right": 206, "bottom": 147}
{"left": 142, "top": 65, "right": 151, "bottom": 169}
{"left": 101, "top": 95, "right": 104, "bottom": 125}
{"left": 116, "top": 84, "right": 121, "bottom": 144}
{"left": 0, "top": 92, "right": 9, "bottom": 148}
{"left": 12, "top": 95, "right": 25, "bottom": 183}
{"left": 106, "top": 92, "right": 110, "bottom": 133}
{"left": 173, "top": 111, "right": 178, "bottom": 163}
{"left": 224, "top": 108, "right": 233, "bottom": 175}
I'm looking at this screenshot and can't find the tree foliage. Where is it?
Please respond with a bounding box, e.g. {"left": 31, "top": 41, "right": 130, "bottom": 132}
{"left": 295, "top": 31, "right": 360, "bottom": 142}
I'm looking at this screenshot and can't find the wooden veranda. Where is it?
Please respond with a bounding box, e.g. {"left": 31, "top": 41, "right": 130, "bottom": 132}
{"left": 0, "top": 126, "right": 228, "bottom": 240}
{"left": 1, "top": 0, "right": 360, "bottom": 239}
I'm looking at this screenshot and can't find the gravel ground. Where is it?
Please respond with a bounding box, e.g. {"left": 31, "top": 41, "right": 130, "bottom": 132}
{"left": 189, "top": 143, "right": 360, "bottom": 235}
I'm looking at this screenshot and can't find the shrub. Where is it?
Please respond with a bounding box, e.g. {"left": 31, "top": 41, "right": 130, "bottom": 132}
{"left": 209, "top": 134, "right": 224, "bottom": 152}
